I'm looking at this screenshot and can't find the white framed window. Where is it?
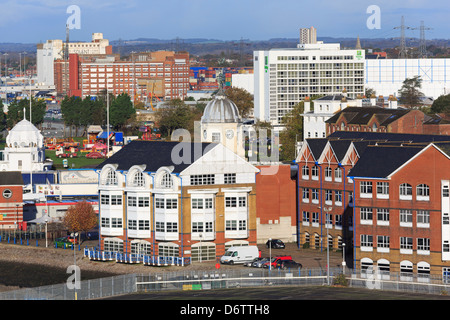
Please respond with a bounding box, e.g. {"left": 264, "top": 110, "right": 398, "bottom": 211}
{"left": 302, "top": 211, "right": 310, "bottom": 224}
{"left": 399, "top": 183, "right": 412, "bottom": 200}
{"left": 360, "top": 234, "right": 373, "bottom": 251}
{"left": 311, "top": 212, "right": 320, "bottom": 225}
{"left": 377, "top": 208, "right": 389, "bottom": 226}
{"left": 224, "top": 173, "right": 236, "bottom": 184}
{"left": 400, "top": 237, "right": 413, "bottom": 254}
{"left": 377, "top": 235, "right": 390, "bottom": 252}
{"left": 417, "top": 238, "right": 430, "bottom": 254}
{"left": 302, "top": 165, "right": 309, "bottom": 179}
{"left": 132, "top": 171, "right": 145, "bottom": 187}
{"left": 417, "top": 210, "right": 430, "bottom": 228}
{"left": 311, "top": 166, "right": 319, "bottom": 180}
{"left": 360, "top": 181, "right": 372, "bottom": 198}
{"left": 324, "top": 167, "right": 332, "bottom": 181}
{"left": 400, "top": 209, "right": 413, "bottom": 227}
{"left": 376, "top": 182, "right": 389, "bottom": 199}
{"left": 105, "top": 170, "right": 118, "bottom": 186}
{"left": 334, "top": 190, "right": 342, "bottom": 206}
{"left": 360, "top": 207, "right": 373, "bottom": 225}
{"left": 161, "top": 172, "right": 173, "bottom": 189}
{"left": 325, "top": 190, "right": 332, "bottom": 205}
{"left": 311, "top": 188, "right": 319, "bottom": 203}
{"left": 334, "top": 167, "right": 342, "bottom": 182}
{"left": 416, "top": 184, "right": 430, "bottom": 201}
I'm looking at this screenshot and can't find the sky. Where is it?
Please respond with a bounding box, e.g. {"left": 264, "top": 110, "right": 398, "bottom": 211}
{"left": 0, "top": 0, "right": 448, "bottom": 43}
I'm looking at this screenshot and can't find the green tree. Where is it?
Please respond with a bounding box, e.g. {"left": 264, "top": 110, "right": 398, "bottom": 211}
{"left": 225, "top": 87, "right": 253, "bottom": 118}
{"left": 155, "top": 99, "right": 196, "bottom": 138}
{"left": 398, "top": 76, "right": 424, "bottom": 108}
{"left": 60, "top": 96, "right": 82, "bottom": 137}
{"left": 279, "top": 101, "right": 304, "bottom": 161}
{"left": 431, "top": 93, "right": 450, "bottom": 114}
{"left": 6, "top": 98, "right": 46, "bottom": 129}
{"left": 109, "top": 93, "right": 136, "bottom": 131}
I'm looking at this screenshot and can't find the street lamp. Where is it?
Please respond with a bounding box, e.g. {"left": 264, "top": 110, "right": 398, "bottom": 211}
{"left": 44, "top": 217, "right": 48, "bottom": 248}
{"left": 268, "top": 237, "right": 272, "bottom": 271}
{"left": 342, "top": 242, "right": 346, "bottom": 275}
{"left": 319, "top": 206, "right": 332, "bottom": 285}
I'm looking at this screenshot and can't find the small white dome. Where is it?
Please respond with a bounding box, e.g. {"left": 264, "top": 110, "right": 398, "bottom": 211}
{"left": 201, "top": 92, "right": 241, "bottom": 123}
{"left": 6, "top": 119, "right": 44, "bottom": 148}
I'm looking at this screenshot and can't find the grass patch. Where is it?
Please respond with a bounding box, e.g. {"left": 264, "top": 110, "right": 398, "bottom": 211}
{"left": 45, "top": 149, "right": 105, "bottom": 169}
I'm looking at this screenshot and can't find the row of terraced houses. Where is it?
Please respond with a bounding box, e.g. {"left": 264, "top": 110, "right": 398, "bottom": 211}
{"left": 295, "top": 131, "right": 450, "bottom": 278}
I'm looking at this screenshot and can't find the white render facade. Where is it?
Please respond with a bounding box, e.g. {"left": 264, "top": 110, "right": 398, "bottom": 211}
{"left": 96, "top": 142, "right": 259, "bottom": 262}
{"left": 254, "top": 42, "right": 365, "bottom": 129}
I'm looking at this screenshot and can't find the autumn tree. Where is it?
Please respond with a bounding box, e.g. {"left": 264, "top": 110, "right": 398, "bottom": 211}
{"left": 63, "top": 201, "right": 98, "bottom": 243}
{"left": 225, "top": 87, "right": 253, "bottom": 118}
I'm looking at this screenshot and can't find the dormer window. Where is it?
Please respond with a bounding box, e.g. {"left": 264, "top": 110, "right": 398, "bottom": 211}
{"left": 161, "top": 172, "right": 173, "bottom": 189}
{"left": 105, "top": 169, "right": 118, "bottom": 186}
{"left": 132, "top": 171, "right": 145, "bottom": 187}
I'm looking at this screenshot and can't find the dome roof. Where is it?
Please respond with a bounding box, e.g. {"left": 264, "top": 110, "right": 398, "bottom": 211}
{"left": 6, "top": 119, "right": 44, "bottom": 148}
{"left": 201, "top": 92, "right": 241, "bottom": 123}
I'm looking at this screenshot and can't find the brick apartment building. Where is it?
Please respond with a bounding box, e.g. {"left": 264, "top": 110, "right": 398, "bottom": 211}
{"left": 349, "top": 141, "right": 450, "bottom": 278}
{"left": 294, "top": 131, "right": 450, "bottom": 277}
{"left": 326, "top": 105, "right": 450, "bottom": 136}
{"left": 54, "top": 50, "right": 190, "bottom": 102}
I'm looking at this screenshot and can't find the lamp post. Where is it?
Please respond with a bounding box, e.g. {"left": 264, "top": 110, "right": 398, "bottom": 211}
{"left": 44, "top": 217, "right": 48, "bottom": 248}
{"left": 319, "top": 206, "right": 332, "bottom": 285}
{"left": 268, "top": 237, "right": 272, "bottom": 271}
{"left": 342, "top": 242, "right": 346, "bottom": 275}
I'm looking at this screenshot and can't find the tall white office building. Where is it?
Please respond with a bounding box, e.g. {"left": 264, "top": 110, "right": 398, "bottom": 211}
{"left": 254, "top": 42, "right": 365, "bottom": 129}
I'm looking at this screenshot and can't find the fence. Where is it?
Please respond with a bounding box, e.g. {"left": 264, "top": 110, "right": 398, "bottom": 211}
{"left": 2, "top": 267, "right": 450, "bottom": 300}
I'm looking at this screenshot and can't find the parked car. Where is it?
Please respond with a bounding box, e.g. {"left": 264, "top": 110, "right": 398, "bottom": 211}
{"left": 276, "top": 260, "right": 303, "bottom": 270}
{"left": 252, "top": 257, "right": 270, "bottom": 268}
{"left": 266, "top": 239, "right": 285, "bottom": 249}
{"left": 244, "top": 257, "right": 263, "bottom": 267}
{"left": 54, "top": 237, "right": 75, "bottom": 248}
{"left": 263, "top": 255, "right": 293, "bottom": 268}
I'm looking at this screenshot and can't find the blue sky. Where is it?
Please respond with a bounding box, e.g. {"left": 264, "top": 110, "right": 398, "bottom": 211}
{"left": 0, "top": 0, "right": 448, "bottom": 43}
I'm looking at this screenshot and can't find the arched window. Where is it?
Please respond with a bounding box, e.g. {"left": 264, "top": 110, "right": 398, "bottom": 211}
{"left": 161, "top": 172, "right": 173, "bottom": 189}
{"left": 132, "top": 171, "right": 145, "bottom": 187}
{"left": 105, "top": 169, "right": 118, "bottom": 186}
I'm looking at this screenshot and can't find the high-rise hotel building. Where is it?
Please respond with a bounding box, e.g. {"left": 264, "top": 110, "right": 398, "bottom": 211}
{"left": 254, "top": 42, "right": 365, "bottom": 129}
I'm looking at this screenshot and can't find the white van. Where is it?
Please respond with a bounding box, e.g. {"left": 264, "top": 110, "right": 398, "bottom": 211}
{"left": 220, "top": 246, "right": 259, "bottom": 265}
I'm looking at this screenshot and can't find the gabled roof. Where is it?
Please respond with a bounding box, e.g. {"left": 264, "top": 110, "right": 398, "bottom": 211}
{"left": 329, "top": 139, "right": 352, "bottom": 162}
{"left": 96, "top": 140, "right": 215, "bottom": 173}
{"left": 305, "top": 138, "right": 328, "bottom": 161}
{"left": 326, "top": 107, "right": 410, "bottom": 126}
{"left": 348, "top": 145, "right": 426, "bottom": 179}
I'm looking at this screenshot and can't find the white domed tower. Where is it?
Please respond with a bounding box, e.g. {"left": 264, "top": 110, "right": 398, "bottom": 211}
{"left": 200, "top": 88, "right": 245, "bottom": 158}
{"left": 1, "top": 119, "right": 46, "bottom": 172}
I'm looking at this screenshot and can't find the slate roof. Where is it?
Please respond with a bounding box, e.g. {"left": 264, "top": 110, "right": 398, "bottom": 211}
{"left": 315, "top": 95, "right": 354, "bottom": 101}
{"left": 329, "top": 139, "right": 353, "bottom": 162}
{"left": 0, "top": 171, "right": 24, "bottom": 186}
{"left": 305, "top": 138, "right": 328, "bottom": 160}
{"left": 348, "top": 145, "right": 425, "bottom": 178}
{"left": 328, "top": 131, "right": 450, "bottom": 144}
{"left": 326, "top": 107, "right": 410, "bottom": 126}
{"left": 96, "top": 140, "right": 215, "bottom": 173}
